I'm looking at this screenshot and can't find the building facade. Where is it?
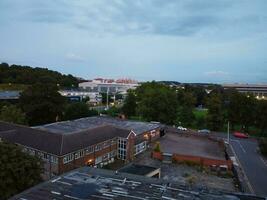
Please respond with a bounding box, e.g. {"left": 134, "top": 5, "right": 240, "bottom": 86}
{"left": 0, "top": 117, "right": 162, "bottom": 179}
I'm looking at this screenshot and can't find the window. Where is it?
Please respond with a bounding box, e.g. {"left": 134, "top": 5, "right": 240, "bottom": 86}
{"left": 50, "top": 156, "right": 58, "bottom": 164}
{"left": 103, "top": 141, "right": 110, "bottom": 148}
{"left": 135, "top": 141, "right": 147, "bottom": 155}
{"left": 75, "top": 151, "right": 82, "bottom": 159}
{"left": 109, "top": 150, "right": 116, "bottom": 158}
{"left": 63, "top": 154, "right": 74, "bottom": 164}
{"left": 95, "top": 156, "right": 102, "bottom": 164}
{"left": 111, "top": 138, "right": 117, "bottom": 145}
{"left": 85, "top": 146, "right": 94, "bottom": 155}
{"left": 118, "top": 138, "right": 127, "bottom": 160}
{"left": 102, "top": 153, "right": 109, "bottom": 161}
{"left": 95, "top": 144, "right": 102, "bottom": 151}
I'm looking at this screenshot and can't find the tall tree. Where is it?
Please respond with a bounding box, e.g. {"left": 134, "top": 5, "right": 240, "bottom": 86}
{"left": 122, "top": 90, "right": 137, "bottom": 117}
{"left": 0, "top": 142, "right": 43, "bottom": 199}
{"left": 0, "top": 105, "right": 27, "bottom": 125}
{"left": 20, "top": 84, "right": 66, "bottom": 125}
{"left": 63, "top": 102, "right": 96, "bottom": 120}
{"left": 136, "top": 82, "right": 177, "bottom": 124}
{"left": 206, "top": 93, "right": 224, "bottom": 131}
{"left": 256, "top": 100, "right": 267, "bottom": 135}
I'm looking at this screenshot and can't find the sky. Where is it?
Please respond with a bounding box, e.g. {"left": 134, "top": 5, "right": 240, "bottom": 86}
{"left": 0, "top": 0, "right": 267, "bottom": 83}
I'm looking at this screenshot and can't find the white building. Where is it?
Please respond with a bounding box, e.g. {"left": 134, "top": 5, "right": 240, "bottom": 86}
{"left": 59, "top": 90, "right": 102, "bottom": 105}
{"left": 79, "top": 78, "right": 139, "bottom": 94}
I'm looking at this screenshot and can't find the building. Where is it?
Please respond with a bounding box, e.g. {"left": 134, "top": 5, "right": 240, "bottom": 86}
{"left": 0, "top": 116, "right": 163, "bottom": 179}
{"left": 222, "top": 83, "right": 267, "bottom": 99}
{"left": 59, "top": 90, "right": 102, "bottom": 105}
{"left": 0, "top": 90, "right": 20, "bottom": 102}
{"left": 10, "top": 167, "right": 264, "bottom": 200}
{"left": 79, "top": 78, "right": 139, "bottom": 94}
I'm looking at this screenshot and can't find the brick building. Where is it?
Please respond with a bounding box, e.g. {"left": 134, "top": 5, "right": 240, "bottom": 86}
{"left": 0, "top": 116, "right": 163, "bottom": 179}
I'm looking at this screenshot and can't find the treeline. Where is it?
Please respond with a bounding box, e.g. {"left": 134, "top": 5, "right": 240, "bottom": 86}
{"left": 122, "top": 81, "right": 267, "bottom": 136}
{"left": 0, "top": 62, "right": 79, "bottom": 88}
{"left": 0, "top": 84, "right": 98, "bottom": 126}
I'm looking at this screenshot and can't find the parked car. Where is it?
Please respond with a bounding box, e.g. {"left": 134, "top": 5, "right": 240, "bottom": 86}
{"left": 198, "top": 129, "right": 210, "bottom": 134}
{"left": 177, "top": 126, "right": 187, "bottom": 131}
{"left": 233, "top": 132, "right": 249, "bottom": 139}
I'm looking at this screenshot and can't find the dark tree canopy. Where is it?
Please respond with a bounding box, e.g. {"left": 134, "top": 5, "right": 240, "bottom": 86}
{"left": 122, "top": 89, "right": 137, "bottom": 117}
{"left": 20, "top": 84, "right": 66, "bottom": 125}
{"left": 0, "top": 142, "right": 43, "bottom": 199}
{"left": 63, "top": 102, "right": 97, "bottom": 120}
{"left": 135, "top": 82, "right": 177, "bottom": 124}
{"left": 0, "top": 63, "right": 79, "bottom": 88}
{"left": 0, "top": 105, "right": 27, "bottom": 125}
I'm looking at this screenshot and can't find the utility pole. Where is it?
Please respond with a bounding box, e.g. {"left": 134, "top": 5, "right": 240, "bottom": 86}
{"left": 106, "top": 87, "right": 109, "bottom": 109}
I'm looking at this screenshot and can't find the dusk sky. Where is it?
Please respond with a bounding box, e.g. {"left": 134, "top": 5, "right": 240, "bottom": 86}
{"left": 0, "top": 0, "right": 267, "bottom": 83}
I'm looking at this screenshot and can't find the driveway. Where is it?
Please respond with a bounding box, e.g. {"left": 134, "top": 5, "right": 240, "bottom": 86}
{"left": 214, "top": 132, "right": 267, "bottom": 197}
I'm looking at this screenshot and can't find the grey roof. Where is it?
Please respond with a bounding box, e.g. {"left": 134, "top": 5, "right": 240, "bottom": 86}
{"left": 0, "top": 91, "right": 20, "bottom": 99}
{"left": 119, "top": 164, "right": 159, "bottom": 176}
{"left": 0, "top": 121, "right": 130, "bottom": 155}
{"left": 35, "top": 116, "right": 161, "bottom": 135}
{"left": 10, "top": 167, "right": 265, "bottom": 200}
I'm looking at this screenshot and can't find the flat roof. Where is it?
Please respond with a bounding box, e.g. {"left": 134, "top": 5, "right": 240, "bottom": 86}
{"left": 35, "top": 116, "right": 161, "bottom": 135}
{"left": 10, "top": 167, "right": 263, "bottom": 200}
{"left": 118, "top": 164, "right": 159, "bottom": 176}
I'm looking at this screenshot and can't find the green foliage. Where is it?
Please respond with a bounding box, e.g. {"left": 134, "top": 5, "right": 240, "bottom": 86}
{"left": 0, "top": 83, "right": 28, "bottom": 91}
{"left": 255, "top": 100, "right": 267, "bottom": 135}
{"left": 135, "top": 82, "right": 177, "bottom": 124}
{"left": 0, "top": 105, "right": 27, "bottom": 125}
{"left": 122, "top": 90, "right": 137, "bottom": 117}
{"left": 206, "top": 93, "right": 224, "bottom": 131}
{"left": 0, "top": 62, "right": 78, "bottom": 88}
{"left": 63, "top": 102, "right": 97, "bottom": 120}
{"left": 154, "top": 142, "right": 161, "bottom": 152}
{"left": 20, "top": 84, "right": 66, "bottom": 125}
{"left": 106, "top": 106, "right": 121, "bottom": 117}
{"left": 0, "top": 142, "right": 43, "bottom": 199}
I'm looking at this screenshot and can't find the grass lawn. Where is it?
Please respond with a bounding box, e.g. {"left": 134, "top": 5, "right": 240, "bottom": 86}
{"left": 0, "top": 83, "right": 28, "bottom": 91}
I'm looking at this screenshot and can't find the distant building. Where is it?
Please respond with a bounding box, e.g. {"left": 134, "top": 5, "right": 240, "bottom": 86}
{"left": 0, "top": 116, "right": 163, "bottom": 179}
{"left": 222, "top": 83, "right": 267, "bottom": 99}
{"left": 0, "top": 90, "right": 20, "bottom": 101}
{"left": 79, "top": 78, "right": 139, "bottom": 94}
{"left": 59, "top": 90, "right": 102, "bottom": 105}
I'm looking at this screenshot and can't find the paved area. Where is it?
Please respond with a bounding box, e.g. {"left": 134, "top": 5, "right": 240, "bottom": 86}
{"left": 134, "top": 146, "right": 236, "bottom": 192}
{"left": 214, "top": 132, "right": 267, "bottom": 197}
{"left": 160, "top": 132, "right": 225, "bottom": 160}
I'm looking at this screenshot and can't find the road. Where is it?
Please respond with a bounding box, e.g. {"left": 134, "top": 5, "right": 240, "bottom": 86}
{"left": 215, "top": 132, "right": 267, "bottom": 197}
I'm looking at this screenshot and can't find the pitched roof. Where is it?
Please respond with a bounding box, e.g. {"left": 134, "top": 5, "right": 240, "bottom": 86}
{"left": 0, "top": 121, "right": 130, "bottom": 156}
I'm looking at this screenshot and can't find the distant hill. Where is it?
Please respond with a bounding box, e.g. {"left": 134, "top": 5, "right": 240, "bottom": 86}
{"left": 0, "top": 63, "right": 79, "bottom": 88}
{"left": 158, "top": 81, "right": 181, "bottom": 86}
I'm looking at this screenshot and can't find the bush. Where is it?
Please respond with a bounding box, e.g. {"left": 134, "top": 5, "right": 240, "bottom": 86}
{"left": 154, "top": 142, "right": 161, "bottom": 152}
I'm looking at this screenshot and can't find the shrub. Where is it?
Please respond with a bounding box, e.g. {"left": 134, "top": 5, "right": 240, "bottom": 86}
{"left": 154, "top": 142, "right": 161, "bottom": 152}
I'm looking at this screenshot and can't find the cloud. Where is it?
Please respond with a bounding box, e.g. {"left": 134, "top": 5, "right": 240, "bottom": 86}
{"left": 204, "top": 71, "right": 229, "bottom": 77}
{"left": 65, "top": 53, "right": 86, "bottom": 62}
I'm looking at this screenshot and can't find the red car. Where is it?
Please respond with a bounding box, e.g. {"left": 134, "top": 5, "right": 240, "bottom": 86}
{"left": 233, "top": 132, "right": 249, "bottom": 138}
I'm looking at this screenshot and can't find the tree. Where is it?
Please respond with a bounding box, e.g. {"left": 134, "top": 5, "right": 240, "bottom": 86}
{"left": 0, "top": 105, "right": 27, "bottom": 125}
{"left": 20, "top": 84, "right": 66, "bottom": 125}
{"left": 0, "top": 142, "right": 43, "bottom": 199}
{"left": 206, "top": 93, "right": 224, "bottom": 131}
{"left": 136, "top": 82, "right": 177, "bottom": 124}
{"left": 256, "top": 100, "right": 267, "bottom": 135}
{"left": 122, "top": 90, "right": 137, "bottom": 117}
{"left": 64, "top": 102, "right": 96, "bottom": 120}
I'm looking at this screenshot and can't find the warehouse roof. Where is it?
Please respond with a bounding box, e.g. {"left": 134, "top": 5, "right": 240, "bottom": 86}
{"left": 10, "top": 167, "right": 264, "bottom": 200}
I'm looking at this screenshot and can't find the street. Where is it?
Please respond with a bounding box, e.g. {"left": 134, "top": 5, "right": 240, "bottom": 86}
{"left": 215, "top": 132, "right": 267, "bottom": 197}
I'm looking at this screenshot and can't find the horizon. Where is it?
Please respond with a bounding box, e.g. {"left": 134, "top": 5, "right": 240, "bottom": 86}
{"left": 0, "top": 0, "right": 267, "bottom": 83}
